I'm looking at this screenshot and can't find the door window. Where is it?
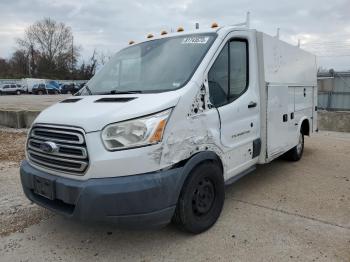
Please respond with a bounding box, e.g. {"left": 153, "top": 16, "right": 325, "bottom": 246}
{"left": 208, "top": 43, "right": 229, "bottom": 107}
{"left": 229, "top": 41, "right": 248, "bottom": 100}
{"left": 208, "top": 39, "right": 248, "bottom": 107}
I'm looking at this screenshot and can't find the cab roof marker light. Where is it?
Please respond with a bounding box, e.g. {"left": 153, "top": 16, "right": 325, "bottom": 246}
{"left": 160, "top": 30, "right": 168, "bottom": 35}
{"left": 211, "top": 22, "right": 219, "bottom": 28}
{"left": 129, "top": 40, "right": 135, "bottom": 45}
{"left": 147, "top": 34, "right": 154, "bottom": 39}
{"left": 177, "top": 27, "right": 184, "bottom": 32}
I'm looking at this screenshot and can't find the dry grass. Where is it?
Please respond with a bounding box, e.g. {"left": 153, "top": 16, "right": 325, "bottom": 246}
{"left": 0, "top": 129, "right": 27, "bottom": 163}
{"left": 0, "top": 129, "right": 52, "bottom": 236}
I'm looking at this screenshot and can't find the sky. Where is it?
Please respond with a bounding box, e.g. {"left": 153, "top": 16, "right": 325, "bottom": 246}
{"left": 0, "top": 0, "right": 350, "bottom": 70}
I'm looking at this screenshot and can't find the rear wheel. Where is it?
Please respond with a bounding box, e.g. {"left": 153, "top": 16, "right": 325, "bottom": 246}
{"left": 173, "top": 161, "right": 225, "bottom": 234}
{"left": 38, "top": 90, "right": 43, "bottom": 95}
{"left": 16, "top": 90, "right": 21, "bottom": 95}
{"left": 285, "top": 132, "right": 304, "bottom": 161}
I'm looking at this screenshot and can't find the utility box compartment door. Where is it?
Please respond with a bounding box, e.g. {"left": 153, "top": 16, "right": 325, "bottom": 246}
{"left": 295, "top": 86, "right": 313, "bottom": 111}
{"left": 267, "top": 84, "right": 295, "bottom": 158}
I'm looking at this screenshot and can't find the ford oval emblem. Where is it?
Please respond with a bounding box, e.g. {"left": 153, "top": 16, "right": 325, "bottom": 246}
{"left": 40, "top": 141, "right": 58, "bottom": 153}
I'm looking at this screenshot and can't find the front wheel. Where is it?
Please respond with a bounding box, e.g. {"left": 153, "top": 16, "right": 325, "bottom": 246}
{"left": 16, "top": 90, "right": 21, "bottom": 95}
{"left": 172, "top": 161, "right": 225, "bottom": 234}
{"left": 285, "top": 132, "right": 304, "bottom": 161}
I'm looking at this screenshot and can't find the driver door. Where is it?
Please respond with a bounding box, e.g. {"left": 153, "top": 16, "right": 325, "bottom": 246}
{"left": 206, "top": 32, "right": 260, "bottom": 179}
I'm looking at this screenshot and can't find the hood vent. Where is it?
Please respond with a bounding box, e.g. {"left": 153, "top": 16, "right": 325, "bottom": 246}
{"left": 60, "top": 98, "right": 82, "bottom": 103}
{"left": 95, "top": 97, "right": 137, "bottom": 103}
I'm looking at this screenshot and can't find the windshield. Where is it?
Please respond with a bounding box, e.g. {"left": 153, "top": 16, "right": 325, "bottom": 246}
{"left": 83, "top": 33, "right": 216, "bottom": 95}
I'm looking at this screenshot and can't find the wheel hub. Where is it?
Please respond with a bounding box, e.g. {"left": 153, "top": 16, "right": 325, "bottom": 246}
{"left": 192, "top": 178, "right": 215, "bottom": 215}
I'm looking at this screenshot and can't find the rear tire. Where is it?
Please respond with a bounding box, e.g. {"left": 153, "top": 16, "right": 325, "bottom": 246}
{"left": 38, "top": 90, "right": 43, "bottom": 95}
{"left": 16, "top": 90, "right": 21, "bottom": 95}
{"left": 284, "top": 132, "right": 304, "bottom": 161}
{"left": 172, "top": 161, "right": 225, "bottom": 234}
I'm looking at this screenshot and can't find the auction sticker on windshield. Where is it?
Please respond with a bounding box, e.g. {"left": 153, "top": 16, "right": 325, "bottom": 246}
{"left": 182, "top": 36, "right": 210, "bottom": 44}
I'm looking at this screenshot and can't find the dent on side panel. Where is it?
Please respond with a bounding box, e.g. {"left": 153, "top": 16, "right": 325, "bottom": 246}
{"left": 161, "top": 114, "right": 222, "bottom": 166}
{"left": 155, "top": 86, "right": 225, "bottom": 171}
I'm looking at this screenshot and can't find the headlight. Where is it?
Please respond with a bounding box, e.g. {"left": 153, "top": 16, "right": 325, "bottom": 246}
{"left": 101, "top": 108, "right": 172, "bottom": 150}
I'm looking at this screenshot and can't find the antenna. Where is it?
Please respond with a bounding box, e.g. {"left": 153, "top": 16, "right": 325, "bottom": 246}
{"left": 246, "top": 11, "right": 250, "bottom": 28}
{"left": 231, "top": 11, "right": 250, "bottom": 28}
{"left": 276, "top": 28, "right": 280, "bottom": 39}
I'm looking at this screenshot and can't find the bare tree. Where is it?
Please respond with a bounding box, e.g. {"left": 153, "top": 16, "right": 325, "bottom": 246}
{"left": 16, "top": 18, "right": 80, "bottom": 78}
{"left": 9, "top": 50, "right": 29, "bottom": 76}
{"left": 98, "top": 51, "right": 112, "bottom": 66}
{"left": 78, "top": 50, "right": 98, "bottom": 79}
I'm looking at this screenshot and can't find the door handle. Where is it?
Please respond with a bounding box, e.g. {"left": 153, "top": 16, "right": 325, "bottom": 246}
{"left": 248, "top": 101, "right": 257, "bottom": 108}
{"left": 283, "top": 114, "right": 288, "bottom": 122}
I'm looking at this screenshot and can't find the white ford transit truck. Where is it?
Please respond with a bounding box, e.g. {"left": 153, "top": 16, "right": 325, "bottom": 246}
{"left": 20, "top": 24, "right": 317, "bottom": 234}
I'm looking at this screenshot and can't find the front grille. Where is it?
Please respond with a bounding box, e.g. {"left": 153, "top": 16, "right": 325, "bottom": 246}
{"left": 27, "top": 125, "right": 89, "bottom": 175}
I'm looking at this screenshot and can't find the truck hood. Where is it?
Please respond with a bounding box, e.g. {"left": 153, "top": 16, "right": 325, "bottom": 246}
{"left": 34, "top": 92, "right": 180, "bottom": 132}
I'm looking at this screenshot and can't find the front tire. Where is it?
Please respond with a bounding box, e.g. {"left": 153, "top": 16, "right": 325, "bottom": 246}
{"left": 173, "top": 161, "right": 225, "bottom": 234}
{"left": 285, "top": 132, "right": 304, "bottom": 161}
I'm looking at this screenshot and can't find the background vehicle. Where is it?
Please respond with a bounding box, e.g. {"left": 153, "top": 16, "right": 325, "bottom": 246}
{"left": 32, "top": 83, "right": 60, "bottom": 95}
{"left": 0, "top": 83, "right": 25, "bottom": 95}
{"left": 22, "top": 78, "right": 46, "bottom": 93}
{"left": 20, "top": 24, "right": 317, "bottom": 234}
{"left": 47, "top": 80, "right": 60, "bottom": 89}
{"left": 60, "top": 83, "right": 83, "bottom": 94}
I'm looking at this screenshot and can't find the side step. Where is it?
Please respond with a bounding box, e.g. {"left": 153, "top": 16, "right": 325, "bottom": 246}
{"left": 225, "top": 166, "right": 256, "bottom": 186}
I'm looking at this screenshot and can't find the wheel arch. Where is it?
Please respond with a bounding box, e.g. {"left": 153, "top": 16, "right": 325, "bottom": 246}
{"left": 173, "top": 151, "right": 224, "bottom": 199}
{"left": 181, "top": 151, "right": 224, "bottom": 178}
{"left": 299, "top": 117, "right": 311, "bottom": 136}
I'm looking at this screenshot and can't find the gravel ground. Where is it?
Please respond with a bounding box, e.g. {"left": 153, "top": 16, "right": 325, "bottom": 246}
{"left": 0, "top": 128, "right": 27, "bottom": 163}
{"left": 0, "top": 128, "right": 52, "bottom": 237}
{"left": 0, "top": 130, "right": 349, "bottom": 261}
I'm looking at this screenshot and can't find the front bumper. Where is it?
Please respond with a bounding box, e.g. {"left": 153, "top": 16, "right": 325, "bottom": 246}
{"left": 20, "top": 160, "right": 185, "bottom": 228}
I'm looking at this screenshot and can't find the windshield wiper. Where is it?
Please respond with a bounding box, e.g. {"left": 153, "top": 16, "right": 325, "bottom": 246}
{"left": 110, "top": 90, "right": 143, "bottom": 94}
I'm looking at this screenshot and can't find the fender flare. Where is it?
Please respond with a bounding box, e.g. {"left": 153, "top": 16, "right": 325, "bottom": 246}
{"left": 181, "top": 151, "right": 223, "bottom": 179}
{"left": 172, "top": 151, "right": 224, "bottom": 203}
